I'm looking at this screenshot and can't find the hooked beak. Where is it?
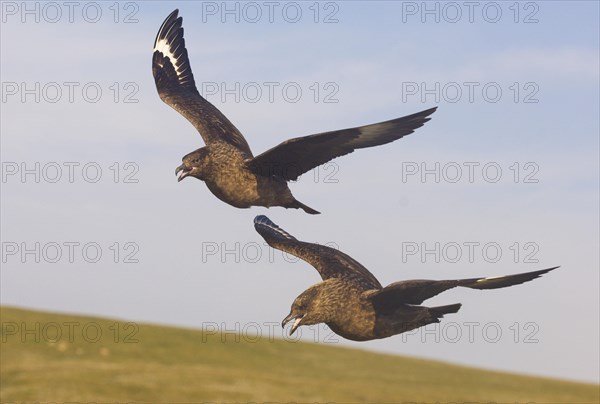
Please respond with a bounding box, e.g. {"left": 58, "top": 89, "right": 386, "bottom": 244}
{"left": 282, "top": 312, "right": 305, "bottom": 336}
{"left": 175, "top": 164, "right": 191, "bottom": 182}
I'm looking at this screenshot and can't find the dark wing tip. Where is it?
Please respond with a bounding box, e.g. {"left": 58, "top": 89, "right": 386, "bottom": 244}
{"left": 513, "top": 265, "right": 560, "bottom": 279}
{"left": 253, "top": 215, "right": 296, "bottom": 242}
{"left": 349, "top": 106, "right": 438, "bottom": 148}
{"left": 402, "top": 106, "right": 438, "bottom": 126}
{"left": 467, "top": 266, "right": 559, "bottom": 290}
{"left": 153, "top": 9, "right": 180, "bottom": 49}
{"left": 152, "top": 9, "right": 197, "bottom": 94}
{"left": 254, "top": 215, "right": 270, "bottom": 225}
{"left": 534, "top": 266, "right": 560, "bottom": 275}
{"left": 529, "top": 265, "right": 560, "bottom": 279}
{"left": 420, "top": 106, "right": 438, "bottom": 116}
{"left": 399, "top": 106, "right": 437, "bottom": 122}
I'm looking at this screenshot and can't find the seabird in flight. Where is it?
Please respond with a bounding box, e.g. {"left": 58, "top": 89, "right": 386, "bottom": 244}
{"left": 254, "top": 215, "right": 559, "bottom": 341}
{"left": 152, "top": 10, "right": 437, "bottom": 214}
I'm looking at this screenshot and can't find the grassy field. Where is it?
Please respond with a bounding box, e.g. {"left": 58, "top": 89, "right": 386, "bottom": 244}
{"left": 1, "top": 306, "right": 598, "bottom": 403}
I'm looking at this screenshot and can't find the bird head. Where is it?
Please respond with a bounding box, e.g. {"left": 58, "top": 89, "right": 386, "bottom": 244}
{"left": 176, "top": 148, "right": 209, "bottom": 182}
{"left": 282, "top": 284, "right": 335, "bottom": 335}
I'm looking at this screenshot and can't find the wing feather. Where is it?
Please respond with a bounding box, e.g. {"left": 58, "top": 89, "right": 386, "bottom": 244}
{"left": 247, "top": 107, "right": 436, "bottom": 180}
{"left": 152, "top": 10, "right": 252, "bottom": 154}
{"left": 369, "top": 267, "right": 558, "bottom": 312}
{"left": 254, "top": 215, "right": 382, "bottom": 289}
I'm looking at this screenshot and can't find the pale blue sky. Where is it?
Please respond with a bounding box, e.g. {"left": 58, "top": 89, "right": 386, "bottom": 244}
{"left": 1, "top": 1, "right": 598, "bottom": 384}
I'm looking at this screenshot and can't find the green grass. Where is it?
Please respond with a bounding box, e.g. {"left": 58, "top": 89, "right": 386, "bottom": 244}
{"left": 1, "top": 306, "right": 598, "bottom": 403}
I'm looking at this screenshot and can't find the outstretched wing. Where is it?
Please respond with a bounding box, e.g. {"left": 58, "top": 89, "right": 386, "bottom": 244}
{"left": 152, "top": 9, "right": 252, "bottom": 154}
{"left": 247, "top": 107, "right": 436, "bottom": 181}
{"left": 254, "top": 215, "right": 382, "bottom": 289}
{"left": 369, "top": 267, "right": 559, "bottom": 312}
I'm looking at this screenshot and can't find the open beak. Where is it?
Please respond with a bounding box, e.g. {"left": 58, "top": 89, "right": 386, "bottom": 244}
{"left": 175, "top": 164, "right": 191, "bottom": 182}
{"left": 282, "top": 312, "right": 305, "bottom": 336}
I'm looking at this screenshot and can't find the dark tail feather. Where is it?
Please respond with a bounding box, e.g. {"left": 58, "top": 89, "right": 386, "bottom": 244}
{"left": 291, "top": 200, "right": 320, "bottom": 215}
{"left": 429, "top": 303, "right": 462, "bottom": 319}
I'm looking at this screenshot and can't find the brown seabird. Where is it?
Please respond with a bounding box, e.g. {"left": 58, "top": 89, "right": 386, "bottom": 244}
{"left": 153, "top": 10, "right": 437, "bottom": 214}
{"left": 254, "top": 215, "right": 559, "bottom": 341}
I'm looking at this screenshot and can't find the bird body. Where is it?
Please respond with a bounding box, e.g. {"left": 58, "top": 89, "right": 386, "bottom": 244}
{"left": 178, "top": 144, "right": 297, "bottom": 210}
{"left": 281, "top": 275, "right": 462, "bottom": 341}
{"left": 294, "top": 279, "right": 378, "bottom": 341}
{"left": 153, "top": 9, "right": 436, "bottom": 214}
{"left": 254, "top": 215, "right": 558, "bottom": 341}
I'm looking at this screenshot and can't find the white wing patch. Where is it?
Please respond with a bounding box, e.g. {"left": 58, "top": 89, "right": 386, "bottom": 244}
{"left": 266, "top": 221, "right": 294, "bottom": 240}
{"left": 477, "top": 275, "right": 504, "bottom": 282}
{"left": 272, "top": 225, "right": 293, "bottom": 240}
{"left": 154, "top": 38, "right": 183, "bottom": 77}
{"left": 358, "top": 121, "right": 396, "bottom": 139}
